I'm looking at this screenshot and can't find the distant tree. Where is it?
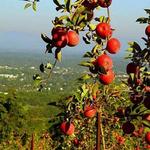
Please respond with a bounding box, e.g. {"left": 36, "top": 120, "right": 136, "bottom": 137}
{"left": 0, "top": 91, "right": 27, "bottom": 143}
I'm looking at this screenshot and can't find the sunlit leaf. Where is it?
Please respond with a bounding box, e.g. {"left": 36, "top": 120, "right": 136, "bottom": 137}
{"left": 55, "top": 48, "right": 62, "bottom": 62}
{"left": 78, "top": 74, "right": 92, "bottom": 81}
{"left": 32, "top": 1, "right": 37, "bottom": 11}
{"left": 45, "top": 62, "right": 52, "bottom": 69}
{"left": 24, "top": 3, "right": 32, "bottom": 9}
{"left": 88, "top": 23, "right": 96, "bottom": 31}
{"left": 79, "top": 61, "right": 93, "bottom": 67}
{"left": 99, "top": 16, "right": 106, "bottom": 22}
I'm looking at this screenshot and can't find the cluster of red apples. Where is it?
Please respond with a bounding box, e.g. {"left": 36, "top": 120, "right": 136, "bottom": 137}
{"left": 60, "top": 105, "right": 97, "bottom": 136}
{"left": 59, "top": 0, "right": 121, "bottom": 137}
{"left": 93, "top": 21, "right": 120, "bottom": 85}
{"left": 115, "top": 24, "right": 150, "bottom": 148}
{"left": 51, "top": 27, "right": 80, "bottom": 48}
{"left": 82, "top": 1, "right": 121, "bottom": 86}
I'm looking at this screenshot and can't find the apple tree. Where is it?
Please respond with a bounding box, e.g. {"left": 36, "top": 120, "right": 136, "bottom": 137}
{"left": 23, "top": 0, "right": 150, "bottom": 149}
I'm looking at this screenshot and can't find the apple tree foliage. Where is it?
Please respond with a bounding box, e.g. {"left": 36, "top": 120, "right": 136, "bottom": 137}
{"left": 0, "top": 91, "right": 27, "bottom": 146}
{"left": 6, "top": 0, "right": 149, "bottom": 149}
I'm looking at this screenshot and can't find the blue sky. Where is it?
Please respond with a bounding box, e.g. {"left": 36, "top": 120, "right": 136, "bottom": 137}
{"left": 0, "top": 0, "right": 149, "bottom": 56}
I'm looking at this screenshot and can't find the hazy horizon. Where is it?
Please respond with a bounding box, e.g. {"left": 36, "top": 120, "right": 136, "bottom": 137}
{"left": 0, "top": 0, "right": 149, "bottom": 56}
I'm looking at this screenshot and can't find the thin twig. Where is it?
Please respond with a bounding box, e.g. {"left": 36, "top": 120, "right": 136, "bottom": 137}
{"left": 41, "top": 59, "right": 57, "bottom": 85}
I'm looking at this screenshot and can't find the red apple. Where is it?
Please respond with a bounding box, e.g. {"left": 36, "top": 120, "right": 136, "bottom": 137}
{"left": 73, "top": 138, "right": 80, "bottom": 146}
{"left": 144, "top": 145, "right": 150, "bottom": 149}
{"left": 116, "top": 135, "right": 125, "bottom": 145}
{"left": 60, "top": 121, "right": 75, "bottom": 135}
{"left": 82, "top": 0, "right": 98, "bottom": 10}
{"left": 122, "top": 122, "right": 135, "bottom": 134}
{"left": 92, "top": 95, "right": 97, "bottom": 100}
{"left": 135, "top": 78, "right": 143, "bottom": 85}
{"left": 98, "top": 0, "right": 112, "bottom": 8}
{"left": 84, "top": 105, "right": 97, "bottom": 118}
{"left": 67, "top": 30, "right": 80, "bottom": 47}
{"left": 126, "top": 62, "right": 138, "bottom": 74}
{"left": 52, "top": 27, "right": 68, "bottom": 48}
{"left": 132, "top": 131, "right": 139, "bottom": 137}
{"left": 96, "top": 22, "right": 112, "bottom": 39}
{"left": 145, "top": 132, "right": 150, "bottom": 144}
{"left": 138, "top": 127, "right": 144, "bottom": 135}
{"left": 106, "top": 38, "right": 121, "bottom": 54}
{"left": 145, "top": 25, "right": 150, "bottom": 37}
{"left": 143, "top": 114, "right": 150, "bottom": 121}
{"left": 144, "top": 86, "right": 150, "bottom": 92}
{"left": 135, "top": 146, "right": 140, "bottom": 150}
{"left": 99, "top": 69, "right": 115, "bottom": 85}
{"left": 96, "top": 54, "right": 113, "bottom": 71}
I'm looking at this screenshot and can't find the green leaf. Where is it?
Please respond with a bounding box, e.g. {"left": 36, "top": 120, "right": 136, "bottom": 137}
{"left": 98, "top": 66, "right": 107, "bottom": 74}
{"left": 55, "top": 48, "right": 62, "bottom": 62}
{"left": 39, "top": 63, "right": 45, "bottom": 73}
{"left": 127, "top": 47, "right": 133, "bottom": 52}
{"left": 81, "top": 90, "right": 88, "bottom": 99}
{"left": 33, "top": 74, "right": 41, "bottom": 80}
{"left": 78, "top": 74, "right": 92, "bottom": 81}
{"left": 128, "top": 41, "right": 134, "bottom": 46}
{"left": 77, "top": 14, "right": 86, "bottom": 26}
{"left": 86, "top": 32, "right": 91, "bottom": 41}
{"left": 41, "top": 33, "right": 52, "bottom": 43}
{"left": 79, "top": 61, "right": 93, "bottom": 67}
{"left": 59, "top": 15, "right": 69, "bottom": 21}
{"left": 92, "top": 82, "right": 99, "bottom": 97}
{"left": 33, "top": 74, "right": 42, "bottom": 87}
{"left": 136, "top": 17, "right": 149, "bottom": 24}
{"left": 83, "top": 36, "right": 90, "bottom": 44}
{"left": 78, "top": 22, "right": 86, "bottom": 29}
{"left": 71, "top": 6, "right": 85, "bottom": 25}
{"left": 53, "top": 0, "right": 62, "bottom": 7}
{"left": 144, "top": 9, "right": 150, "bottom": 15}
{"left": 141, "top": 48, "right": 149, "bottom": 58}
{"left": 32, "top": 1, "right": 37, "bottom": 11}
{"left": 24, "top": 3, "right": 32, "bottom": 9}
{"left": 88, "top": 23, "right": 96, "bottom": 31}
{"left": 46, "top": 44, "right": 53, "bottom": 53}
{"left": 83, "top": 51, "right": 93, "bottom": 58}
{"left": 142, "top": 120, "right": 150, "bottom": 128}
{"left": 81, "top": 84, "right": 88, "bottom": 94}
{"left": 142, "top": 37, "right": 148, "bottom": 43}
{"left": 33, "top": 80, "right": 41, "bottom": 87}
{"left": 45, "top": 62, "right": 52, "bottom": 69}
{"left": 99, "top": 16, "right": 107, "bottom": 22}
{"left": 132, "top": 42, "right": 142, "bottom": 51}
{"left": 91, "top": 44, "right": 99, "bottom": 53}
{"left": 74, "top": 92, "right": 81, "bottom": 102}
{"left": 66, "top": 0, "right": 71, "bottom": 12}
{"left": 129, "top": 73, "right": 135, "bottom": 82}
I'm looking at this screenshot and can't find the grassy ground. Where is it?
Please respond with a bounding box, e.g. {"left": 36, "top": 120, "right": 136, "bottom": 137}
{"left": 14, "top": 90, "right": 69, "bottom": 134}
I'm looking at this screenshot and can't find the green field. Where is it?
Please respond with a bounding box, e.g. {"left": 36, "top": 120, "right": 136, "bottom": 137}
{"left": 0, "top": 52, "right": 128, "bottom": 136}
